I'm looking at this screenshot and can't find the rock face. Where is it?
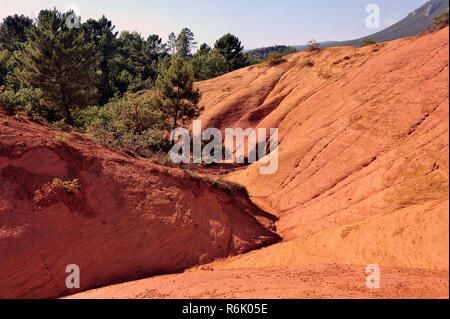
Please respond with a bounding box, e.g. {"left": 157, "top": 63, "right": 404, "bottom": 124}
{"left": 197, "top": 27, "right": 449, "bottom": 271}
{"left": 0, "top": 118, "right": 280, "bottom": 299}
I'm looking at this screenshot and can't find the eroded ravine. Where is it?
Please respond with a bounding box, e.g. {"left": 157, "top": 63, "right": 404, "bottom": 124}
{"left": 2, "top": 27, "right": 449, "bottom": 300}
{"left": 0, "top": 117, "right": 281, "bottom": 299}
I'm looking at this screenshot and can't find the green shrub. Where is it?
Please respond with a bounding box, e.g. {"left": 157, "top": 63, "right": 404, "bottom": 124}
{"left": 360, "top": 38, "right": 376, "bottom": 47}
{"left": 433, "top": 10, "right": 449, "bottom": 30}
{"left": 266, "top": 51, "right": 282, "bottom": 60}
{"left": 52, "top": 178, "right": 81, "bottom": 193}
{"left": 52, "top": 132, "right": 71, "bottom": 143}
{"left": 0, "top": 85, "right": 43, "bottom": 116}
{"left": 191, "top": 49, "right": 228, "bottom": 81}
{"left": 0, "top": 87, "right": 18, "bottom": 115}
{"left": 88, "top": 92, "right": 169, "bottom": 157}
{"left": 266, "top": 52, "right": 284, "bottom": 65}
{"left": 52, "top": 119, "right": 72, "bottom": 132}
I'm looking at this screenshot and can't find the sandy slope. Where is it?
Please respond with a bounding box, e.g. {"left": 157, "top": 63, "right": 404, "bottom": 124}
{"left": 198, "top": 27, "right": 450, "bottom": 271}
{"left": 71, "top": 28, "right": 449, "bottom": 299}
{"left": 3, "top": 28, "right": 450, "bottom": 299}
{"left": 0, "top": 118, "right": 279, "bottom": 299}
{"left": 66, "top": 264, "right": 449, "bottom": 299}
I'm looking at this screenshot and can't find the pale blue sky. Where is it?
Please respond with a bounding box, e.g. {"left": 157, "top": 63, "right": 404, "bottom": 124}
{"left": 0, "top": 0, "right": 426, "bottom": 49}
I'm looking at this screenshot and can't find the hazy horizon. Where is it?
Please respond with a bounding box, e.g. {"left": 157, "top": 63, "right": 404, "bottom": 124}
{"left": 0, "top": 0, "right": 429, "bottom": 50}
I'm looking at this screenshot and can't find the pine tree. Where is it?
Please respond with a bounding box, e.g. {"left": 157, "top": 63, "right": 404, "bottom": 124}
{"left": 175, "top": 28, "right": 197, "bottom": 60}
{"left": 0, "top": 14, "right": 33, "bottom": 52}
{"left": 214, "top": 33, "right": 247, "bottom": 71}
{"left": 16, "top": 9, "right": 98, "bottom": 125}
{"left": 168, "top": 32, "right": 176, "bottom": 55}
{"left": 144, "top": 34, "right": 169, "bottom": 81}
{"left": 196, "top": 43, "right": 211, "bottom": 56}
{"left": 146, "top": 34, "right": 167, "bottom": 60}
{"left": 82, "top": 16, "right": 118, "bottom": 105}
{"left": 191, "top": 49, "right": 227, "bottom": 81}
{"left": 156, "top": 57, "right": 202, "bottom": 133}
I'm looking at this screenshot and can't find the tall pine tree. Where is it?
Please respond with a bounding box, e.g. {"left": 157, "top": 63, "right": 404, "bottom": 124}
{"left": 214, "top": 33, "right": 247, "bottom": 72}
{"left": 175, "top": 28, "right": 196, "bottom": 60}
{"left": 82, "top": 16, "right": 118, "bottom": 105}
{"left": 156, "top": 56, "right": 202, "bottom": 132}
{"left": 16, "top": 9, "right": 98, "bottom": 125}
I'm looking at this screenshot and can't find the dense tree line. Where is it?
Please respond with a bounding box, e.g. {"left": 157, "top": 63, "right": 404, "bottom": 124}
{"left": 0, "top": 9, "right": 258, "bottom": 157}
{"left": 246, "top": 45, "right": 296, "bottom": 60}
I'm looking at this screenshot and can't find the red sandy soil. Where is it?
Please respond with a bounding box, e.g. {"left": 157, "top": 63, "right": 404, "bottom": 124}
{"left": 0, "top": 118, "right": 279, "bottom": 299}
{"left": 2, "top": 28, "right": 450, "bottom": 299}
{"left": 66, "top": 264, "right": 449, "bottom": 299}
{"left": 71, "top": 28, "right": 449, "bottom": 299}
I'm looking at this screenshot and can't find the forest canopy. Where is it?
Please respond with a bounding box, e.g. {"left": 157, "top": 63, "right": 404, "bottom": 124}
{"left": 0, "top": 9, "right": 260, "bottom": 158}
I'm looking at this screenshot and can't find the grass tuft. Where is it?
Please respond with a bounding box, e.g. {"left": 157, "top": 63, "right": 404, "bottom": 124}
{"left": 52, "top": 178, "right": 81, "bottom": 193}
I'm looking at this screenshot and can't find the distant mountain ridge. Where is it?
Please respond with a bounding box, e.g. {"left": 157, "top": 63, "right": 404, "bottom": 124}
{"left": 313, "top": 0, "right": 449, "bottom": 49}
{"left": 247, "top": 0, "right": 448, "bottom": 56}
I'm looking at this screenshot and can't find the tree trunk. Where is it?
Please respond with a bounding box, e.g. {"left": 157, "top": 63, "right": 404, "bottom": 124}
{"left": 64, "top": 105, "right": 74, "bottom": 126}
{"left": 171, "top": 115, "right": 178, "bottom": 146}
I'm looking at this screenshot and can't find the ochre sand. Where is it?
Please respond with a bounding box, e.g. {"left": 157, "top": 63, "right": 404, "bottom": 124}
{"left": 71, "top": 28, "right": 449, "bottom": 299}
{"left": 1, "top": 28, "right": 449, "bottom": 299}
